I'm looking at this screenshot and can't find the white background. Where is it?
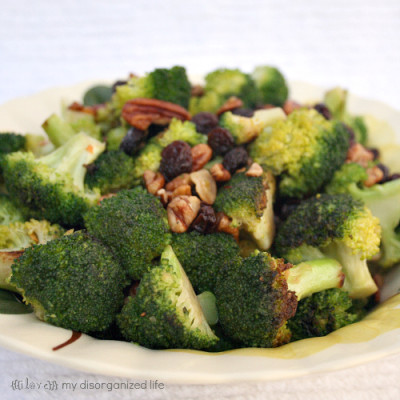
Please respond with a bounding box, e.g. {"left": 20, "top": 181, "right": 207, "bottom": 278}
{"left": 1, "top": 0, "right": 400, "bottom": 399}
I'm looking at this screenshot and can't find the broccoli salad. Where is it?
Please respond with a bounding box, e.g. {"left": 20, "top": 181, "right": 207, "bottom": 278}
{"left": 0, "top": 65, "right": 399, "bottom": 351}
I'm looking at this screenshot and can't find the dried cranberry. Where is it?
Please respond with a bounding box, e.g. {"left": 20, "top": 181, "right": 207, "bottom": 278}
{"left": 119, "top": 126, "right": 146, "bottom": 156}
{"left": 160, "top": 141, "right": 193, "bottom": 181}
{"left": 231, "top": 108, "right": 254, "bottom": 117}
{"left": 208, "top": 127, "right": 234, "bottom": 156}
{"left": 191, "top": 204, "right": 217, "bottom": 234}
{"left": 314, "top": 103, "right": 332, "bottom": 120}
{"left": 223, "top": 147, "right": 249, "bottom": 174}
{"left": 111, "top": 80, "right": 128, "bottom": 93}
{"left": 191, "top": 112, "right": 219, "bottom": 134}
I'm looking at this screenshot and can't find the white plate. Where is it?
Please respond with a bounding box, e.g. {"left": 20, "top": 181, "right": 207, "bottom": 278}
{"left": 0, "top": 81, "right": 400, "bottom": 384}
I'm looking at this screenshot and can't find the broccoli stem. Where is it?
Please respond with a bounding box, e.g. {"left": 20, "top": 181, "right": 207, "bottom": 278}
{"left": 197, "top": 291, "right": 218, "bottom": 326}
{"left": 284, "top": 258, "right": 344, "bottom": 301}
{"left": 323, "top": 243, "right": 377, "bottom": 299}
{"left": 42, "top": 114, "right": 76, "bottom": 148}
{"left": 40, "top": 132, "right": 105, "bottom": 191}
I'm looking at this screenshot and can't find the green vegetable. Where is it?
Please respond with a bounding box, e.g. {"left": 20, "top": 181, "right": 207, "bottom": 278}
{"left": 84, "top": 150, "right": 136, "bottom": 194}
{"left": 288, "top": 288, "right": 364, "bottom": 341}
{"left": 214, "top": 170, "right": 276, "bottom": 250}
{"left": 0, "top": 194, "right": 25, "bottom": 225}
{"left": 252, "top": 66, "right": 289, "bottom": 106}
{"left": 117, "top": 245, "right": 218, "bottom": 350}
{"left": 171, "top": 231, "right": 240, "bottom": 293}
{"left": 84, "top": 188, "right": 171, "bottom": 280}
{"left": 215, "top": 252, "right": 345, "bottom": 347}
{"left": 275, "top": 193, "right": 381, "bottom": 298}
{"left": 9, "top": 231, "right": 128, "bottom": 333}
{"left": 113, "top": 66, "right": 191, "bottom": 109}
{"left": 2, "top": 132, "right": 105, "bottom": 228}
{"left": 83, "top": 85, "right": 113, "bottom": 106}
{"left": 327, "top": 165, "right": 400, "bottom": 268}
{"left": 249, "top": 109, "right": 350, "bottom": 198}
{"left": 197, "top": 291, "right": 219, "bottom": 326}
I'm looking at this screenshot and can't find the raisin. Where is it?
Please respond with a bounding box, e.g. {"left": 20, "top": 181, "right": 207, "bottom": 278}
{"left": 191, "top": 204, "right": 217, "bottom": 234}
{"left": 232, "top": 108, "right": 254, "bottom": 117}
{"left": 111, "top": 80, "right": 128, "bottom": 93}
{"left": 369, "top": 148, "right": 380, "bottom": 160}
{"left": 342, "top": 123, "right": 356, "bottom": 146}
{"left": 208, "top": 127, "right": 235, "bottom": 156}
{"left": 119, "top": 126, "right": 147, "bottom": 156}
{"left": 223, "top": 147, "right": 248, "bottom": 174}
{"left": 314, "top": 103, "right": 332, "bottom": 120}
{"left": 192, "top": 112, "right": 219, "bottom": 134}
{"left": 388, "top": 173, "right": 400, "bottom": 181}
{"left": 160, "top": 141, "right": 193, "bottom": 181}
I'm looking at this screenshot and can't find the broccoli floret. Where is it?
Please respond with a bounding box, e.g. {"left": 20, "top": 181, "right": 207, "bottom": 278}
{"left": 0, "top": 250, "right": 23, "bottom": 292}
{"left": 252, "top": 66, "right": 289, "bottom": 106}
{"left": 84, "top": 188, "right": 171, "bottom": 280}
{"left": 324, "top": 87, "right": 368, "bottom": 145}
{"left": 0, "top": 219, "right": 64, "bottom": 250}
{"left": 215, "top": 252, "right": 345, "bottom": 347}
{"left": 0, "top": 133, "right": 26, "bottom": 155}
{"left": 117, "top": 245, "right": 218, "bottom": 350}
{"left": 327, "top": 165, "right": 400, "bottom": 268}
{"left": 0, "top": 194, "right": 25, "bottom": 225}
{"left": 171, "top": 231, "right": 240, "bottom": 293}
{"left": 24, "top": 134, "right": 54, "bottom": 158}
{"left": 288, "top": 288, "right": 363, "bottom": 341}
{"left": 219, "top": 108, "right": 286, "bottom": 145}
{"left": 197, "top": 291, "right": 219, "bottom": 326}
{"left": 189, "top": 68, "right": 259, "bottom": 114}
{"left": 275, "top": 194, "right": 381, "bottom": 298}
{"left": 106, "top": 126, "right": 128, "bottom": 151}
{"left": 132, "top": 119, "right": 206, "bottom": 183}
{"left": 214, "top": 170, "right": 276, "bottom": 250}
{"left": 2, "top": 132, "right": 105, "bottom": 228}
{"left": 249, "top": 109, "right": 350, "bottom": 198}
{"left": 9, "top": 231, "right": 127, "bottom": 333}
{"left": 113, "top": 66, "right": 191, "bottom": 109}
{"left": 84, "top": 150, "right": 136, "bottom": 194}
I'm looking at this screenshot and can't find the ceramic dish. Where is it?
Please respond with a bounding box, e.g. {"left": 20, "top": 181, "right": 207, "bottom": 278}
{"left": 0, "top": 80, "right": 399, "bottom": 384}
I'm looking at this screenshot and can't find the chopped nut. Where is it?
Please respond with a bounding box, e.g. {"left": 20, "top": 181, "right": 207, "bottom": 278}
{"left": 190, "top": 169, "right": 217, "bottom": 205}
{"left": 156, "top": 188, "right": 171, "bottom": 205}
{"left": 210, "top": 163, "right": 231, "bottom": 182}
{"left": 346, "top": 143, "right": 374, "bottom": 167}
{"left": 191, "top": 144, "right": 213, "bottom": 171}
{"left": 364, "top": 166, "right": 384, "bottom": 187}
{"left": 283, "top": 100, "right": 302, "bottom": 115}
{"left": 122, "top": 98, "right": 191, "bottom": 131}
{"left": 216, "top": 96, "right": 244, "bottom": 116}
{"left": 165, "top": 173, "right": 191, "bottom": 192}
{"left": 216, "top": 212, "right": 239, "bottom": 242}
{"left": 171, "top": 184, "right": 192, "bottom": 198}
{"left": 191, "top": 85, "right": 205, "bottom": 97}
{"left": 167, "top": 195, "right": 201, "bottom": 233}
{"left": 143, "top": 170, "right": 165, "bottom": 195}
{"left": 97, "top": 193, "right": 116, "bottom": 205}
{"left": 246, "top": 163, "right": 263, "bottom": 177}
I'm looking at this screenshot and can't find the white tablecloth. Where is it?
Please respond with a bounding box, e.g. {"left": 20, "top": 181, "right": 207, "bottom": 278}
{"left": 1, "top": 1, "right": 400, "bottom": 398}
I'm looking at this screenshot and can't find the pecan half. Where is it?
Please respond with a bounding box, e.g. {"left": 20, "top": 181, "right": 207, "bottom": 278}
{"left": 216, "top": 96, "right": 244, "bottom": 116}
{"left": 122, "top": 98, "right": 191, "bottom": 131}
{"left": 167, "top": 195, "right": 201, "bottom": 233}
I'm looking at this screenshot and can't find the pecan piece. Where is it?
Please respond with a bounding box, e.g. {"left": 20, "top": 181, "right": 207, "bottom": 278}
{"left": 210, "top": 163, "right": 231, "bottom": 182}
{"left": 171, "top": 184, "right": 192, "bottom": 198}
{"left": 122, "top": 98, "right": 191, "bottom": 131}
{"left": 190, "top": 169, "right": 217, "bottom": 205}
{"left": 165, "top": 173, "right": 192, "bottom": 192}
{"left": 246, "top": 163, "right": 263, "bottom": 177}
{"left": 143, "top": 170, "right": 165, "bottom": 195}
{"left": 364, "top": 166, "right": 384, "bottom": 187}
{"left": 156, "top": 188, "right": 171, "bottom": 205}
{"left": 346, "top": 143, "right": 374, "bottom": 167}
{"left": 283, "top": 100, "right": 302, "bottom": 115}
{"left": 216, "top": 212, "right": 239, "bottom": 242}
{"left": 68, "top": 101, "right": 104, "bottom": 116}
{"left": 191, "top": 144, "right": 213, "bottom": 171}
{"left": 167, "top": 195, "right": 201, "bottom": 233}
{"left": 216, "top": 96, "right": 244, "bottom": 116}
